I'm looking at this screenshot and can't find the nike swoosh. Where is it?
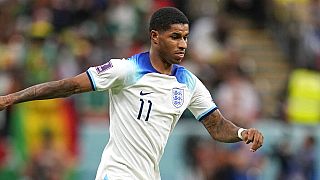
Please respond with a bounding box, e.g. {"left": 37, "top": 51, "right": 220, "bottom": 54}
{"left": 140, "top": 91, "right": 154, "bottom": 96}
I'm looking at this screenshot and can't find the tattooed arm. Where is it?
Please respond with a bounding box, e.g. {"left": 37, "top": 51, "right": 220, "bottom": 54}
{"left": 0, "top": 72, "right": 92, "bottom": 111}
{"left": 202, "top": 109, "right": 240, "bottom": 142}
{"left": 202, "top": 109, "right": 264, "bottom": 151}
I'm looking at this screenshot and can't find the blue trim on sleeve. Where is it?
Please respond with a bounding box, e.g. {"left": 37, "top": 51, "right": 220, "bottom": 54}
{"left": 197, "top": 106, "right": 218, "bottom": 122}
{"left": 104, "top": 175, "right": 109, "bottom": 180}
{"left": 86, "top": 70, "right": 96, "bottom": 91}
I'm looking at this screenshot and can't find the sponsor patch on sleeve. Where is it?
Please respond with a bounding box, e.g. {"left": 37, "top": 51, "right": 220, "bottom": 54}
{"left": 95, "top": 61, "right": 113, "bottom": 74}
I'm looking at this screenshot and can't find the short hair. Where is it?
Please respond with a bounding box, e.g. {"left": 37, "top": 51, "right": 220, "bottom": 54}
{"left": 149, "top": 7, "right": 189, "bottom": 32}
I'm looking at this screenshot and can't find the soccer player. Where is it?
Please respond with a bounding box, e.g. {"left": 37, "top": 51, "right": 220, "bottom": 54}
{"left": 0, "top": 7, "right": 263, "bottom": 180}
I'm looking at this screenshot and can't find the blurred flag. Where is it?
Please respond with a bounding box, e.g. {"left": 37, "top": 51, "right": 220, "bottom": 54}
{"left": 10, "top": 99, "right": 78, "bottom": 168}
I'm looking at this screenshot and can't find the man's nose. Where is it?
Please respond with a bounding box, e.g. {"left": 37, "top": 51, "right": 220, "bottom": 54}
{"left": 178, "top": 39, "right": 187, "bottom": 49}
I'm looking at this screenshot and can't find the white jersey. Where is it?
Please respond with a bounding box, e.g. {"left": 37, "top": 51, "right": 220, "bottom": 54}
{"left": 86, "top": 52, "right": 217, "bottom": 180}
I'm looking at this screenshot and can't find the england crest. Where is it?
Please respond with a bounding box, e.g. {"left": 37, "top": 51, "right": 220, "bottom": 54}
{"left": 172, "top": 88, "right": 184, "bottom": 108}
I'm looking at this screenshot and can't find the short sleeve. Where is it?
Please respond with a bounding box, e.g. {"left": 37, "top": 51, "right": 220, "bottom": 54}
{"left": 86, "top": 59, "right": 133, "bottom": 91}
{"left": 188, "top": 78, "right": 218, "bottom": 121}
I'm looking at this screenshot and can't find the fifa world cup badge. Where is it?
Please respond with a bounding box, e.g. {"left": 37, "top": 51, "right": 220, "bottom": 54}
{"left": 95, "top": 61, "right": 113, "bottom": 74}
{"left": 172, "top": 88, "right": 184, "bottom": 108}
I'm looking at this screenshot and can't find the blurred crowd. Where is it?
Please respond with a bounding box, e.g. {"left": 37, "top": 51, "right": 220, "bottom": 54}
{"left": 181, "top": 132, "right": 317, "bottom": 180}
{"left": 0, "top": 0, "right": 319, "bottom": 179}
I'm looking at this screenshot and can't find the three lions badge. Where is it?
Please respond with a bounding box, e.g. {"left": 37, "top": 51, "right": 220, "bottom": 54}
{"left": 172, "top": 88, "right": 184, "bottom": 108}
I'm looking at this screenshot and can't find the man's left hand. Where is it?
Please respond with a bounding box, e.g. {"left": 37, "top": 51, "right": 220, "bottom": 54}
{"left": 241, "top": 128, "right": 264, "bottom": 152}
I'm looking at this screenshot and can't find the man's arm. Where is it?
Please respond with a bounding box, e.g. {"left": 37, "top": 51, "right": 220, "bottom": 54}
{"left": 0, "top": 72, "right": 92, "bottom": 111}
{"left": 202, "top": 109, "right": 263, "bottom": 152}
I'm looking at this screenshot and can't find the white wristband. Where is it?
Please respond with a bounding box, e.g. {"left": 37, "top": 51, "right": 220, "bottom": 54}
{"left": 237, "top": 128, "right": 247, "bottom": 140}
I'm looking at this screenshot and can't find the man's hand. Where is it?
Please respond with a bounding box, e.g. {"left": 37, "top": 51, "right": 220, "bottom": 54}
{"left": 0, "top": 95, "right": 12, "bottom": 111}
{"left": 241, "top": 128, "right": 264, "bottom": 152}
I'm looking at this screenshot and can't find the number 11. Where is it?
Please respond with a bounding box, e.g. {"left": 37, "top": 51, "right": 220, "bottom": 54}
{"left": 137, "top": 99, "right": 152, "bottom": 121}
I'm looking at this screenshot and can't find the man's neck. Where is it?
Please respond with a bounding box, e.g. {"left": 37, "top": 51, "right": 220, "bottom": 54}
{"left": 149, "top": 49, "right": 172, "bottom": 75}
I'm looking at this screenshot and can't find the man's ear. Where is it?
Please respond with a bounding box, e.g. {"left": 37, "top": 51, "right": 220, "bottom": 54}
{"left": 150, "top": 30, "right": 159, "bottom": 44}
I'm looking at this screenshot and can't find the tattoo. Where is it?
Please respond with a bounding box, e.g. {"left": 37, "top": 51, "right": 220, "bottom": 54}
{"left": 13, "top": 79, "right": 81, "bottom": 104}
{"left": 202, "top": 110, "right": 241, "bottom": 143}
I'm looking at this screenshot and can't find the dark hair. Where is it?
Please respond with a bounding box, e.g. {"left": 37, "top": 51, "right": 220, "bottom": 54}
{"left": 149, "top": 7, "right": 189, "bottom": 32}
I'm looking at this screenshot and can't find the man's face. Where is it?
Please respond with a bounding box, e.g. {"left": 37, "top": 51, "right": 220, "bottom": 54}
{"left": 156, "top": 24, "right": 189, "bottom": 64}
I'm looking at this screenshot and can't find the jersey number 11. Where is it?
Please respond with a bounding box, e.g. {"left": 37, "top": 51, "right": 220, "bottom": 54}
{"left": 137, "top": 99, "right": 153, "bottom": 121}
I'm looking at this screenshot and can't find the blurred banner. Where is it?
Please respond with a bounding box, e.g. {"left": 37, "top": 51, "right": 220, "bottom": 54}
{"left": 9, "top": 99, "right": 78, "bottom": 176}
{"left": 287, "top": 69, "right": 320, "bottom": 124}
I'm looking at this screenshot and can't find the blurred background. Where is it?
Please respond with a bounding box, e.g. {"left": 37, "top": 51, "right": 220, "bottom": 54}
{"left": 0, "top": 0, "right": 320, "bottom": 179}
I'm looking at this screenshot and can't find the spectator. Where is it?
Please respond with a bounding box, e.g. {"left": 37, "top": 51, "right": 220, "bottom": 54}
{"left": 224, "top": 0, "right": 268, "bottom": 28}
{"left": 295, "top": 135, "right": 317, "bottom": 180}
{"left": 182, "top": 136, "right": 235, "bottom": 180}
{"left": 298, "top": 0, "right": 320, "bottom": 69}
{"left": 215, "top": 65, "right": 260, "bottom": 127}
{"left": 187, "top": 12, "right": 231, "bottom": 89}
{"left": 272, "top": 140, "right": 297, "bottom": 180}
{"left": 24, "top": 129, "right": 69, "bottom": 180}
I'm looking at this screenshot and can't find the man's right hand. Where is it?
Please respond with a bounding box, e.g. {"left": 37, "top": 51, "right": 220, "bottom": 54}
{"left": 0, "top": 95, "right": 11, "bottom": 111}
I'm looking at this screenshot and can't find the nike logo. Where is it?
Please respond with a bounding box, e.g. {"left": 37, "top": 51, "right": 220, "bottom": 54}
{"left": 140, "top": 91, "right": 154, "bottom": 96}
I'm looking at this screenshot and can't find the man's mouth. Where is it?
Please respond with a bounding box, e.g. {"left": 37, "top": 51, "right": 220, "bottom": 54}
{"left": 175, "top": 52, "right": 185, "bottom": 59}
